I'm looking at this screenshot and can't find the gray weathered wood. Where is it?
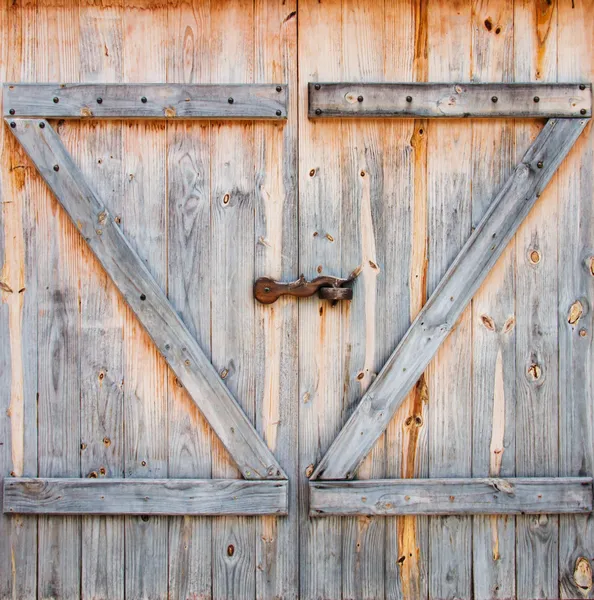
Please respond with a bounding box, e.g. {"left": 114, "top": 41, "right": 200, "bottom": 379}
{"left": 309, "top": 82, "right": 591, "bottom": 118}
{"left": 312, "top": 116, "right": 588, "bottom": 482}
{"left": 7, "top": 117, "right": 286, "bottom": 482}
{"left": 4, "top": 478, "right": 288, "bottom": 515}
{"left": 4, "top": 83, "right": 287, "bottom": 119}
{"left": 78, "top": 2, "right": 125, "bottom": 598}
{"left": 557, "top": 3, "right": 594, "bottom": 598}
{"left": 470, "top": 2, "right": 517, "bottom": 597}
{"left": 165, "top": 2, "right": 212, "bottom": 598}
{"left": 309, "top": 478, "right": 593, "bottom": 516}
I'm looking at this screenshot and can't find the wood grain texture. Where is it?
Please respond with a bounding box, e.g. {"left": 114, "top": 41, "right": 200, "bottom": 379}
{"left": 209, "top": 1, "right": 257, "bottom": 597}
{"left": 514, "top": 2, "right": 560, "bottom": 598}
{"left": 309, "top": 477, "right": 593, "bottom": 516}
{"left": 78, "top": 1, "right": 125, "bottom": 598}
{"left": 557, "top": 1, "right": 594, "bottom": 598}
{"left": 308, "top": 82, "right": 591, "bottom": 118}
{"left": 121, "top": 3, "right": 169, "bottom": 595}
{"left": 312, "top": 117, "right": 588, "bottom": 483}
{"left": 383, "top": 2, "right": 430, "bottom": 597}
{"left": 470, "top": 1, "right": 517, "bottom": 598}
{"left": 8, "top": 119, "right": 286, "bottom": 481}
{"left": 165, "top": 0, "right": 213, "bottom": 598}
{"left": 35, "top": 1, "right": 82, "bottom": 598}
{"left": 253, "top": 0, "right": 299, "bottom": 598}
{"left": 426, "top": 4, "right": 473, "bottom": 598}
{"left": 298, "top": 0, "right": 345, "bottom": 598}
{"left": 339, "top": 3, "right": 386, "bottom": 598}
{"left": 4, "top": 478, "right": 288, "bottom": 515}
{"left": 0, "top": 0, "right": 38, "bottom": 597}
{"left": 4, "top": 82, "right": 287, "bottom": 119}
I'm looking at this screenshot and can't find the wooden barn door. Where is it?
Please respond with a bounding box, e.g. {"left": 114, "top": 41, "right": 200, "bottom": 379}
{"left": 0, "top": 0, "right": 593, "bottom": 599}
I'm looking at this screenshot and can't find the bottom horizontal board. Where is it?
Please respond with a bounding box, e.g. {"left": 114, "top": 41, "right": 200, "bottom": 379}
{"left": 3, "top": 477, "right": 288, "bottom": 516}
{"left": 309, "top": 477, "right": 592, "bottom": 516}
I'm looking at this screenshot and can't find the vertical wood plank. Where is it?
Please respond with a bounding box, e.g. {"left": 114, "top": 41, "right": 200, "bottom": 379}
{"left": 384, "top": 1, "right": 430, "bottom": 597}
{"left": 340, "top": 2, "right": 386, "bottom": 598}
{"left": 210, "top": 1, "right": 256, "bottom": 597}
{"left": 35, "top": 0, "right": 82, "bottom": 597}
{"left": 0, "top": 0, "right": 38, "bottom": 597}
{"left": 298, "top": 0, "right": 343, "bottom": 597}
{"left": 514, "top": 1, "right": 559, "bottom": 598}
{"left": 166, "top": 0, "right": 212, "bottom": 598}
{"left": 557, "top": 1, "right": 594, "bottom": 597}
{"left": 122, "top": 0, "right": 169, "bottom": 596}
{"left": 470, "top": 1, "right": 517, "bottom": 598}
{"left": 427, "top": 2, "right": 473, "bottom": 598}
{"left": 253, "top": 1, "right": 299, "bottom": 598}
{"left": 78, "top": 1, "right": 125, "bottom": 598}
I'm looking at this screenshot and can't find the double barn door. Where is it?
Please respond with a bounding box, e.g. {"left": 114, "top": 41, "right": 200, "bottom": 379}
{"left": 1, "top": 1, "right": 593, "bottom": 599}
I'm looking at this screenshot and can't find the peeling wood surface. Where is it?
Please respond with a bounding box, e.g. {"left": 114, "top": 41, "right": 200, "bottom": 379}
{"left": 309, "top": 477, "right": 593, "bottom": 516}
{"left": 309, "top": 82, "right": 591, "bottom": 119}
{"left": 4, "top": 83, "right": 288, "bottom": 120}
{"left": 4, "top": 478, "right": 288, "bottom": 515}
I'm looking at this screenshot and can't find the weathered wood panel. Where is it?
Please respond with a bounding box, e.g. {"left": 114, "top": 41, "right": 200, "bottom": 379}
{"left": 4, "top": 478, "right": 288, "bottom": 515}
{"left": 253, "top": 1, "right": 299, "bottom": 598}
{"left": 298, "top": 0, "right": 344, "bottom": 598}
{"left": 470, "top": 1, "right": 517, "bottom": 597}
{"left": 0, "top": 0, "right": 38, "bottom": 598}
{"left": 309, "top": 82, "right": 591, "bottom": 118}
{"left": 4, "top": 82, "right": 287, "bottom": 119}
{"left": 165, "top": 1, "right": 212, "bottom": 598}
{"left": 309, "top": 478, "right": 593, "bottom": 516}
{"left": 312, "top": 117, "right": 587, "bottom": 482}
{"left": 514, "top": 2, "right": 560, "bottom": 598}
{"left": 209, "top": 1, "right": 257, "bottom": 597}
{"left": 78, "top": 1, "right": 125, "bottom": 597}
{"left": 557, "top": 1, "right": 594, "bottom": 598}
{"left": 35, "top": 2, "right": 82, "bottom": 598}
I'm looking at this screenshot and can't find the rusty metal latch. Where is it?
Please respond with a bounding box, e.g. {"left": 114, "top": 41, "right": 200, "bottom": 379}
{"left": 254, "top": 270, "right": 360, "bottom": 304}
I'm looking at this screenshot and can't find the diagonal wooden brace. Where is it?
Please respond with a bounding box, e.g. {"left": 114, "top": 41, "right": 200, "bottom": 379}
{"left": 7, "top": 118, "right": 286, "bottom": 481}
{"left": 312, "top": 117, "right": 589, "bottom": 481}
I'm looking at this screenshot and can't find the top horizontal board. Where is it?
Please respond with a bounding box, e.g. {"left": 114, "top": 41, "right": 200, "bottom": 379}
{"left": 308, "top": 83, "right": 592, "bottom": 118}
{"left": 3, "top": 84, "right": 287, "bottom": 120}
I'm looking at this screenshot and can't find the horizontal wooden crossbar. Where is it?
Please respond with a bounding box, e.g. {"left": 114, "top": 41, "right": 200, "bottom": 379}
{"left": 309, "top": 478, "right": 593, "bottom": 516}
{"left": 4, "top": 83, "right": 287, "bottom": 120}
{"left": 308, "top": 82, "right": 592, "bottom": 118}
{"left": 312, "top": 117, "right": 588, "bottom": 480}
{"left": 4, "top": 478, "right": 288, "bottom": 516}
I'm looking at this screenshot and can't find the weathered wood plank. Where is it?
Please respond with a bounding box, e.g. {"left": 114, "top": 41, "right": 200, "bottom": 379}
{"left": 470, "top": 1, "right": 517, "bottom": 598}
{"left": 210, "top": 1, "right": 257, "bottom": 597}
{"left": 253, "top": 0, "right": 299, "bottom": 598}
{"left": 7, "top": 119, "right": 286, "bottom": 482}
{"left": 383, "top": 3, "right": 430, "bottom": 597}
{"left": 312, "top": 116, "right": 588, "bottom": 483}
{"left": 0, "top": 0, "right": 38, "bottom": 597}
{"left": 557, "top": 1, "right": 594, "bottom": 597}
{"left": 298, "top": 0, "right": 344, "bottom": 597}
{"left": 308, "top": 82, "right": 591, "bottom": 118}
{"left": 309, "top": 478, "right": 593, "bottom": 516}
{"left": 35, "top": 1, "right": 82, "bottom": 598}
{"left": 3, "top": 83, "right": 287, "bottom": 119}
{"left": 514, "top": 2, "right": 560, "bottom": 598}
{"left": 426, "top": 4, "right": 473, "bottom": 598}
{"left": 121, "top": 4, "right": 169, "bottom": 595}
{"left": 78, "top": 1, "right": 125, "bottom": 598}
{"left": 165, "top": 0, "right": 213, "bottom": 598}
{"left": 4, "top": 478, "right": 288, "bottom": 516}
{"left": 339, "top": 2, "right": 386, "bottom": 599}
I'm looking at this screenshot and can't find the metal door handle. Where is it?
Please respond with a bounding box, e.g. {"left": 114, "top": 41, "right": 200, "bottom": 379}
{"left": 254, "top": 272, "right": 358, "bottom": 304}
